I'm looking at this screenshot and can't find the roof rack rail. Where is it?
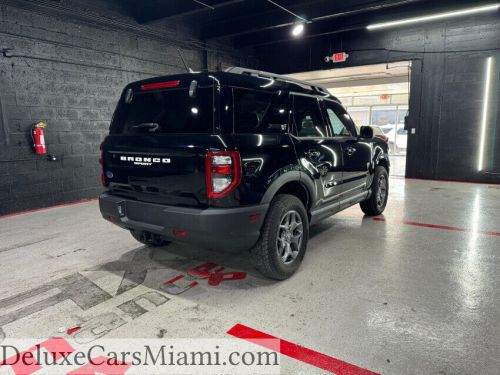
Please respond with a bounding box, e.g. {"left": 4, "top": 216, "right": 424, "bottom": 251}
{"left": 224, "top": 67, "right": 330, "bottom": 96}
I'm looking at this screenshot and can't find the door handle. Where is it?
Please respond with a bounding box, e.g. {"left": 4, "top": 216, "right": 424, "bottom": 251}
{"left": 306, "top": 149, "right": 321, "bottom": 159}
{"left": 316, "top": 162, "right": 331, "bottom": 176}
{"left": 344, "top": 147, "right": 356, "bottom": 156}
{"left": 325, "top": 180, "right": 337, "bottom": 188}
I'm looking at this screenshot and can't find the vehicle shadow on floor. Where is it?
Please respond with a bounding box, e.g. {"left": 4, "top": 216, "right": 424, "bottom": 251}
{"left": 90, "top": 216, "right": 356, "bottom": 297}
{"left": 92, "top": 242, "right": 273, "bottom": 296}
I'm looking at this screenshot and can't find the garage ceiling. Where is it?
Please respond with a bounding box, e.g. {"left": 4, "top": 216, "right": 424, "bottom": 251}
{"left": 287, "top": 62, "right": 410, "bottom": 86}
{"left": 120, "top": 0, "right": 494, "bottom": 47}
{"left": 286, "top": 61, "right": 411, "bottom": 97}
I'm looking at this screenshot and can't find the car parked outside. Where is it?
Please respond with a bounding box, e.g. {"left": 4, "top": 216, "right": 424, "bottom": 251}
{"left": 380, "top": 124, "right": 407, "bottom": 154}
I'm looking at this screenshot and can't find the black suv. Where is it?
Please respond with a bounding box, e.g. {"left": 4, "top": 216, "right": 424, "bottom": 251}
{"left": 99, "top": 67, "right": 390, "bottom": 279}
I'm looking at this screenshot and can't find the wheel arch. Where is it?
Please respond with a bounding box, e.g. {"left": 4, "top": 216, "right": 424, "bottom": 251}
{"left": 260, "top": 171, "right": 315, "bottom": 214}
{"left": 374, "top": 146, "right": 390, "bottom": 174}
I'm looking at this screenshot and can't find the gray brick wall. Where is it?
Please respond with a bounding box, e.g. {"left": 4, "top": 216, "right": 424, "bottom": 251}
{"left": 0, "top": 0, "right": 244, "bottom": 215}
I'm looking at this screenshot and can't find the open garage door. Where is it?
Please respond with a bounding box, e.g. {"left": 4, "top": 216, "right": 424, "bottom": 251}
{"left": 287, "top": 62, "right": 411, "bottom": 177}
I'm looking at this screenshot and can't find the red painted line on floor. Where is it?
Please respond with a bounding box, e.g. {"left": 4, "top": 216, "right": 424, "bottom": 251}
{"left": 163, "top": 275, "right": 186, "bottom": 284}
{"left": 402, "top": 221, "right": 467, "bottom": 233}
{"left": 0, "top": 198, "right": 97, "bottom": 220}
{"left": 227, "top": 324, "right": 379, "bottom": 375}
{"left": 373, "top": 217, "right": 500, "bottom": 237}
{"left": 66, "top": 326, "right": 81, "bottom": 335}
{"left": 163, "top": 274, "right": 199, "bottom": 287}
{"left": 390, "top": 175, "right": 500, "bottom": 186}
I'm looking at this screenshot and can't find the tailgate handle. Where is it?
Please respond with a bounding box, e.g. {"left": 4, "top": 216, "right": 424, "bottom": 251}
{"left": 132, "top": 122, "right": 159, "bottom": 132}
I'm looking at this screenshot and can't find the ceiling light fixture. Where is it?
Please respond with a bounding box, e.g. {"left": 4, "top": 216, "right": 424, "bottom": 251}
{"left": 367, "top": 3, "right": 500, "bottom": 30}
{"left": 291, "top": 22, "right": 305, "bottom": 37}
{"left": 265, "top": 0, "right": 308, "bottom": 37}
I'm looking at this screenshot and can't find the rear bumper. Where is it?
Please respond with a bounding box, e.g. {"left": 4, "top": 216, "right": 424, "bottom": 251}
{"left": 99, "top": 193, "right": 268, "bottom": 252}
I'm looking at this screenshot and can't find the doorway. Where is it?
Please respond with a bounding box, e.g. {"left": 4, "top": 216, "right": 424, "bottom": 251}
{"left": 287, "top": 61, "right": 411, "bottom": 177}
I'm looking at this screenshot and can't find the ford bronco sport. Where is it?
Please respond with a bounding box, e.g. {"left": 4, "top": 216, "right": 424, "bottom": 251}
{"left": 99, "top": 67, "right": 390, "bottom": 279}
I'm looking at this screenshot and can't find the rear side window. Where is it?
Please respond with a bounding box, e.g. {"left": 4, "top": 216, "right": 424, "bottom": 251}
{"left": 110, "top": 87, "right": 213, "bottom": 134}
{"left": 233, "top": 89, "right": 289, "bottom": 133}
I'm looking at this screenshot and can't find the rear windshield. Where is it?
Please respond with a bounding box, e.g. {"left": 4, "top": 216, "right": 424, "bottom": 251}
{"left": 110, "top": 87, "right": 214, "bottom": 134}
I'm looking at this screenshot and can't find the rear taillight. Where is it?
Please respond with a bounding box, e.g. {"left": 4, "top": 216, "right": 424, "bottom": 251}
{"left": 99, "top": 146, "right": 108, "bottom": 187}
{"left": 383, "top": 136, "right": 389, "bottom": 143}
{"left": 205, "top": 151, "right": 242, "bottom": 199}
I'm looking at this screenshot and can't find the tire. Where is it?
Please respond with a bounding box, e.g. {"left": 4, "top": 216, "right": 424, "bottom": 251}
{"left": 130, "top": 230, "right": 170, "bottom": 247}
{"left": 251, "top": 194, "right": 309, "bottom": 280}
{"left": 360, "top": 166, "right": 389, "bottom": 216}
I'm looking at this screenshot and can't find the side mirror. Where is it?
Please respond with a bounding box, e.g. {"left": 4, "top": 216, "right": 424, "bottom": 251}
{"left": 359, "top": 126, "right": 373, "bottom": 139}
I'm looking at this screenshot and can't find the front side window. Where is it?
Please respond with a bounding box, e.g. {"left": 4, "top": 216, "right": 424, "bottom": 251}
{"left": 233, "top": 89, "right": 289, "bottom": 133}
{"left": 292, "top": 95, "right": 327, "bottom": 138}
{"left": 323, "top": 101, "right": 355, "bottom": 136}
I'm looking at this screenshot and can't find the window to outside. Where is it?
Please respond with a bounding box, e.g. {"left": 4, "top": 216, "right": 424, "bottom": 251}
{"left": 323, "top": 101, "right": 355, "bottom": 136}
{"left": 380, "top": 126, "right": 393, "bottom": 134}
{"left": 233, "top": 89, "right": 288, "bottom": 133}
{"left": 111, "top": 87, "right": 213, "bottom": 134}
{"left": 371, "top": 106, "right": 397, "bottom": 126}
{"left": 397, "top": 106, "right": 408, "bottom": 124}
{"left": 292, "top": 95, "right": 327, "bottom": 137}
{"left": 346, "top": 107, "right": 370, "bottom": 127}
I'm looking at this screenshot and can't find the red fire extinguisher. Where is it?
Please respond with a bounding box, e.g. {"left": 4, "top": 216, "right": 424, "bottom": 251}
{"left": 32, "top": 121, "right": 47, "bottom": 155}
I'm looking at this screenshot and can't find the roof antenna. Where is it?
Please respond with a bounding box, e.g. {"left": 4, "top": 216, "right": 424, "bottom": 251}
{"left": 177, "top": 49, "right": 194, "bottom": 73}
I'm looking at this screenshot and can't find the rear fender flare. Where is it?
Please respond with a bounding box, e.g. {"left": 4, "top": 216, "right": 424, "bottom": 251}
{"left": 260, "top": 171, "right": 316, "bottom": 208}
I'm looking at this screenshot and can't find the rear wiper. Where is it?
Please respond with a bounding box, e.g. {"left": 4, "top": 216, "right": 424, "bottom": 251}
{"left": 132, "top": 123, "right": 160, "bottom": 132}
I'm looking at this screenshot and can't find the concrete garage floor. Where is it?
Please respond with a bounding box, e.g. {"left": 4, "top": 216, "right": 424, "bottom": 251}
{"left": 1, "top": 177, "right": 499, "bottom": 374}
{"left": 389, "top": 155, "right": 406, "bottom": 177}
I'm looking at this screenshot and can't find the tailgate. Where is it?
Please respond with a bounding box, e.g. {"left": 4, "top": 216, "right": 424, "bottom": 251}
{"left": 102, "top": 135, "right": 216, "bottom": 208}
{"left": 102, "top": 75, "right": 218, "bottom": 208}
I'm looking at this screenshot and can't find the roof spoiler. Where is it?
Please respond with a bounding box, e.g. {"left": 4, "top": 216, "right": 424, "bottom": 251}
{"left": 225, "top": 67, "right": 331, "bottom": 97}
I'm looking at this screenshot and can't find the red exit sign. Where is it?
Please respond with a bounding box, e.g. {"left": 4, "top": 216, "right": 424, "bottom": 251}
{"left": 325, "top": 52, "right": 349, "bottom": 63}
